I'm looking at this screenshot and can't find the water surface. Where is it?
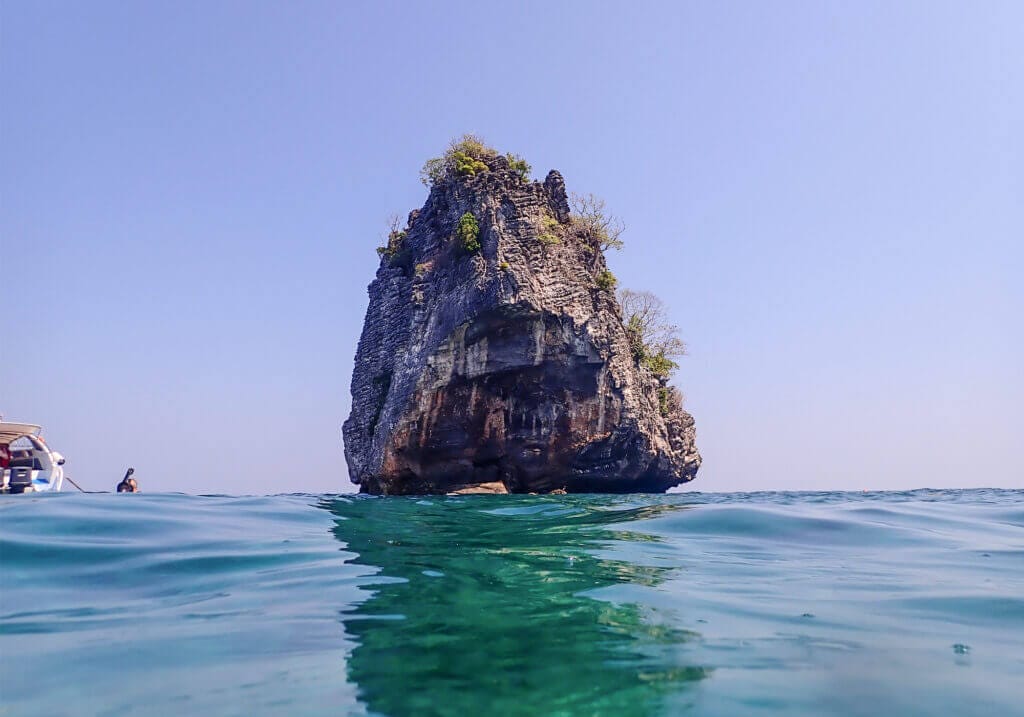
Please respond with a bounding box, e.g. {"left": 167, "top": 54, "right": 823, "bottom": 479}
{"left": 2, "top": 489, "right": 1022, "bottom": 715}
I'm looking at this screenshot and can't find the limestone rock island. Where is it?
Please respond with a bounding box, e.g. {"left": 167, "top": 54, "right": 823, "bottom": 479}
{"left": 343, "top": 137, "right": 700, "bottom": 494}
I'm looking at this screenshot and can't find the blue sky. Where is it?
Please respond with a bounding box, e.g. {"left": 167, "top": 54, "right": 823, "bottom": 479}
{"left": 2, "top": 1, "right": 1021, "bottom": 494}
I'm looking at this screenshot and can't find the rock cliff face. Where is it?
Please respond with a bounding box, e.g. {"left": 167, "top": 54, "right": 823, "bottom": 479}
{"left": 343, "top": 152, "right": 700, "bottom": 494}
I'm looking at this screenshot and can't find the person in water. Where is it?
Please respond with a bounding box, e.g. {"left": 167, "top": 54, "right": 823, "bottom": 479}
{"left": 116, "top": 468, "right": 138, "bottom": 493}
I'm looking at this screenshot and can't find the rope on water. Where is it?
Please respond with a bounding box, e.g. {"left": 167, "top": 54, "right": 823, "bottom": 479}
{"left": 64, "top": 476, "right": 86, "bottom": 492}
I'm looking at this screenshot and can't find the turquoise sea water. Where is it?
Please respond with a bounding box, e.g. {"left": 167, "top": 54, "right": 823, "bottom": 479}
{"left": 1, "top": 489, "right": 1022, "bottom": 716}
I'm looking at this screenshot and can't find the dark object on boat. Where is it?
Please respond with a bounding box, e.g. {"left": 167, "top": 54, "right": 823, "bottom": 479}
{"left": 116, "top": 467, "right": 138, "bottom": 493}
{"left": 7, "top": 466, "right": 33, "bottom": 494}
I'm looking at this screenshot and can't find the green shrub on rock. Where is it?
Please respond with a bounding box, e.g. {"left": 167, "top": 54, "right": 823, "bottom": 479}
{"left": 420, "top": 135, "right": 534, "bottom": 186}
{"left": 537, "top": 214, "right": 560, "bottom": 245}
{"left": 450, "top": 134, "right": 492, "bottom": 159}
{"left": 419, "top": 157, "right": 446, "bottom": 186}
{"left": 643, "top": 353, "right": 679, "bottom": 380}
{"left": 618, "top": 289, "right": 687, "bottom": 382}
{"left": 595, "top": 269, "right": 617, "bottom": 291}
{"left": 457, "top": 212, "right": 481, "bottom": 253}
{"left": 421, "top": 134, "right": 498, "bottom": 186}
{"left": 453, "top": 151, "right": 488, "bottom": 177}
{"left": 657, "top": 385, "right": 684, "bottom": 417}
{"left": 625, "top": 315, "right": 646, "bottom": 362}
{"left": 625, "top": 314, "right": 678, "bottom": 378}
{"left": 506, "top": 153, "right": 531, "bottom": 181}
{"left": 377, "top": 216, "right": 408, "bottom": 260}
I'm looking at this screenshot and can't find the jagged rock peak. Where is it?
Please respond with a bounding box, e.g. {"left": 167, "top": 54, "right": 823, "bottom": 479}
{"left": 343, "top": 137, "right": 700, "bottom": 494}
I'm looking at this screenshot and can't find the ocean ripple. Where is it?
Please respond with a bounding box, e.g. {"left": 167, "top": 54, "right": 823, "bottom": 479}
{"left": 1, "top": 489, "right": 1022, "bottom": 716}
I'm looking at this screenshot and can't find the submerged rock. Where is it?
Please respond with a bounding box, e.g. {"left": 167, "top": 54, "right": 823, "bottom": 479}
{"left": 343, "top": 150, "right": 700, "bottom": 494}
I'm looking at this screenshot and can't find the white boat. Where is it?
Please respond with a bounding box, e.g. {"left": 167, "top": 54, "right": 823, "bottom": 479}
{"left": 0, "top": 422, "right": 66, "bottom": 494}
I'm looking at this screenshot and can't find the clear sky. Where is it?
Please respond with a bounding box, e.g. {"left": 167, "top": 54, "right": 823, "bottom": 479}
{"left": 2, "top": 1, "right": 1021, "bottom": 494}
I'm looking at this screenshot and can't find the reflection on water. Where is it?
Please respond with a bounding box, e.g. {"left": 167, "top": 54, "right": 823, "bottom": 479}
{"left": 318, "top": 496, "right": 707, "bottom": 716}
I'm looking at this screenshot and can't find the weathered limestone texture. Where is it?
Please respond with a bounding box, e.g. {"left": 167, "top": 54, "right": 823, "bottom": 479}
{"left": 343, "top": 153, "right": 700, "bottom": 494}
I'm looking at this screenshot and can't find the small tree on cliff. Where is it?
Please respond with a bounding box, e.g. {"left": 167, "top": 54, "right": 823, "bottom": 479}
{"left": 618, "top": 289, "right": 687, "bottom": 380}
{"left": 505, "top": 153, "right": 531, "bottom": 181}
{"left": 570, "top": 192, "right": 625, "bottom": 252}
{"left": 376, "top": 214, "right": 407, "bottom": 260}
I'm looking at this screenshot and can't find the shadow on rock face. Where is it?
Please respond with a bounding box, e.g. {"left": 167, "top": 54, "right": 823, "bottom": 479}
{"left": 318, "top": 495, "right": 709, "bottom": 716}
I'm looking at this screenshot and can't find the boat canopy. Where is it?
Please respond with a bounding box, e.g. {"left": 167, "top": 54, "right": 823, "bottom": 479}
{"left": 0, "top": 423, "right": 43, "bottom": 446}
